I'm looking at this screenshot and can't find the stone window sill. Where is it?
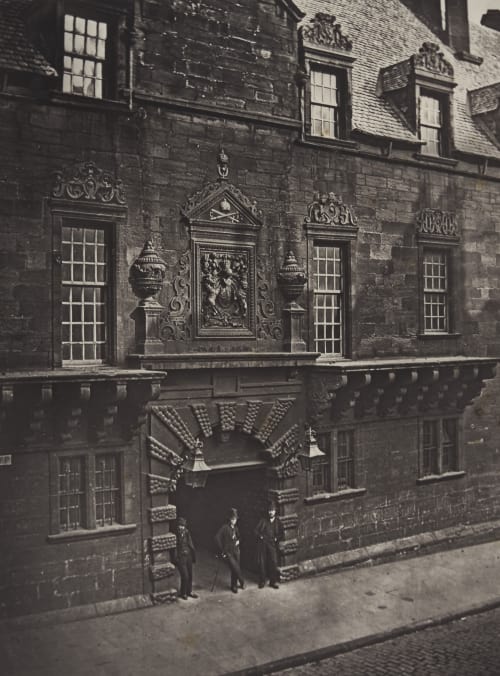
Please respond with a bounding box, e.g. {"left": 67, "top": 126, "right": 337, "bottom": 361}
{"left": 413, "top": 153, "right": 458, "bottom": 168}
{"left": 417, "top": 471, "right": 465, "bottom": 485}
{"left": 304, "top": 487, "right": 366, "bottom": 505}
{"left": 299, "top": 136, "right": 359, "bottom": 152}
{"left": 417, "top": 333, "right": 461, "bottom": 339}
{"left": 47, "top": 523, "right": 136, "bottom": 543}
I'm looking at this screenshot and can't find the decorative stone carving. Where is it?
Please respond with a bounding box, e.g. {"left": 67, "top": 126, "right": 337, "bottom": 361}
{"left": 148, "top": 473, "right": 177, "bottom": 494}
{"left": 217, "top": 402, "right": 237, "bottom": 434}
{"left": 149, "top": 505, "right": 177, "bottom": 523}
{"left": 129, "top": 240, "right": 167, "bottom": 303}
{"left": 279, "top": 538, "right": 299, "bottom": 555}
{"left": 151, "top": 590, "right": 178, "bottom": 605}
{"left": 181, "top": 174, "right": 262, "bottom": 225}
{"left": 147, "top": 435, "right": 184, "bottom": 467}
{"left": 268, "top": 457, "right": 300, "bottom": 479}
{"left": 150, "top": 563, "right": 176, "bottom": 581}
{"left": 277, "top": 252, "right": 307, "bottom": 303}
{"left": 191, "top": 403, "right": 213, "bottom": 438}
{"left": 152, "top": 405, "right": 198, "bottom": 451}
{"left": 280, "top": 514, "right": 299, "bottom": 530}
{"left": 150, "top": 533, "right": 177, "bottom": 553}
{"left": 162, "top": 250, "right": 191, "bottom": 342}
{"left": 129, "top": 240, "right": 168, "bottom": 355}
{"left": 302, "top": 12, "right": 353, "bottom": 51}
{"left": 52, "top": 160, "right": 126, "bottom": 204}
{"left": 278, "top": 564, "right": 300, "bottom": 581}
{"left": 416, "top": 209, "right": 458, "bottom": 238}
{"left": 256, "top": 256, "right": 283, "bottom": 341}
{"left": 305, "top": 192, "right": 357, "bottom": 227}
{"left": 268, "top": 488, "right": 300, "bottom": 505}
{"left": 217, "top": 146, "right": 229, "bottom": 179}
{"left": 264, "top": 424, "right": 300, "bottom": 461}
{"left": 200, "top": 250, "right": 249, "bottom": 328}
{"left": 413, "top": 42, "right": 454, "bottom": 78}
{"left": 255, "top": 398, "right": 295, "bottom": 444}
{"left": 242, "top": 400, "right": 264, "bottom": 435}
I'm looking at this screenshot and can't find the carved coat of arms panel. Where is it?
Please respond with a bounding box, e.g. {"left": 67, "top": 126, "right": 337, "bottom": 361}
{"left": 194, "top": 243, "right": 256, "bottom": 338}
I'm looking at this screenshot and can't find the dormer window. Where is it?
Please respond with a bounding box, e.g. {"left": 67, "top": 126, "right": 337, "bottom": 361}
{"left": 380, "top": 43, "right": 456, "bottom": 161}
{"left": 419, "top": 91, "right": 443, "bottom": 156}
{"left": 300, "top": 13, "right": 355, "bottom": 144}
{"left": 310, "top": 68, "right": 340, "bottom": 139}
{"left": 63, "top": 14, "right": 107, "bottom": 98}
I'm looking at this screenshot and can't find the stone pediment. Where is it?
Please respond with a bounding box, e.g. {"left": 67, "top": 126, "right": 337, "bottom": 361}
{"left": 301, "top": 12, "right": 353, "bottom": 53}
{"left": 181, "top": 180, "right": 262, "bottom": 227}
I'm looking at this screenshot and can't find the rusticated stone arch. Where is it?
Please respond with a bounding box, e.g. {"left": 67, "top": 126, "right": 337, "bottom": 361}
{"left": 145, "top": 398, "right": 302, "bottom": 604}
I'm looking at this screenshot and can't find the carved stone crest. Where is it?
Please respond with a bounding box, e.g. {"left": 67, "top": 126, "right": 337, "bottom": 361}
{"left": 416, "top": 209, "right": 458, "bottom": 238}
{"left": 413, "top": 42, "right": 454, "bottom": 78}
{"left": 52, "top": 160, "right": 126, "bottom": 204}
{"left": 305, "top": 192, "right": 357, "bottom": 227}
{"left": 196, "top": 246, "right": 255, "bottom": 337}
{"left": 302, "top": 12, "right": 353, "bottom": 51}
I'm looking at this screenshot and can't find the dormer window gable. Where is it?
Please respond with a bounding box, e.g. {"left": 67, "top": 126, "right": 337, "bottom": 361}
{"left": 469, "top": 83, "right": 500, "bottom": 150}
{"left": 27, "top": 0, "right": 131, "bottom": 102}
{"left": 299, "top": 12, "right": 356, "bottom": 143}
{"left": 380, "top": 42, "right": 456, "bottom": 158}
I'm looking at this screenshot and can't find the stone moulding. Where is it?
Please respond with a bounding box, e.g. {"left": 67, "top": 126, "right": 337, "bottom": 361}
{"left": 301, "top": 12, "right": 353, "bottom": 52}
{"left": 278, "top": 564, "right": 300, "bottom": 581}
{"left": 305, "top": 191, "right": 358, "bottom": 228}
{"left": 150, "top": 563, "right": 176, "bottom": 581}
{"left": 255, "top": 398, "right": 296, "bottom": 444}
{"left": 152, "top": 405, "right": 198, "bottom": 451}
{"left": 242, "top": 400, "right": 264, "bottom": 435}
{"left": 149, "top": 505, "right": 177, "bottom": 523}
{"left": 52, "top": 160, "right": 126, "bottom": 205}
{"left": 416, "top": 209, "right": 459, "bottom": 239}
{"left": 150, "top": 533, "right": 177, "bottom": 553}
{"left": 148, "top": 473, "right": 177, "bottom": 494}
{"left": 147, "top": 435, "right": 184, "bottom": 467}
{"left": 191, "top": 403, "right": 213, "bottom": 437}
{"left": 151, "top": 590, "right": 178, "bottom": 605}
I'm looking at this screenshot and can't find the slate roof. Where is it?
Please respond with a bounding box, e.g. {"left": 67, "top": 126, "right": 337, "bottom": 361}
{"left": 297, "top": 0, "right": 500, "bottom": 159}
{"left": 0, "top": 0, "right": 57, "bottom": 78}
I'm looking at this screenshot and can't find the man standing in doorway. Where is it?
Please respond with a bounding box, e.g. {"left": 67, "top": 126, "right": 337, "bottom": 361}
{"left": 215, "top": 507, "right": 245, "bottom": 593}
{"left": 172, "top": 517, "right": 198, "bottom": 600}
{"left": 255, "top": 502, "right": 284, "bottom": 589}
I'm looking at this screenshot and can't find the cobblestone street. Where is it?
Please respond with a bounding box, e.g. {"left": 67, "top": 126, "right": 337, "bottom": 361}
{"left": 272, "top": 607, "right": 500, "bottom": 676}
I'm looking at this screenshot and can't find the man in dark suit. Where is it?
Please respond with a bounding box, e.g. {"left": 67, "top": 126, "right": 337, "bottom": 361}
{"left": 215, "top": 507, "right": 245, "bottom": 593}
{"left": 255, "top": 502, "right": 284, "bottom": 589}
{"left": 172, "top": 517, "right": 198, "bottom": 600}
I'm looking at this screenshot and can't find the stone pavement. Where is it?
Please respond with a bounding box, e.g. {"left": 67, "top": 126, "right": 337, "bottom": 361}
{"left": 1, "top": 540, "right": 499, "bottom": 676}
{"left": 271, "top": 607, "right": 500, "bottom": 676}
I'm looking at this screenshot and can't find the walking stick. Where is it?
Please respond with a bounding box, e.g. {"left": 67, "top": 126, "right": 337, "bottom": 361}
{"left": 211, "top": 555, "right": 221, "bottom": 592}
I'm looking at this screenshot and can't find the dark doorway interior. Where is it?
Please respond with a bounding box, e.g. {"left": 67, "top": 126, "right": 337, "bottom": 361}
{"left": 174, "top": 467, "right": 268, "bottom": 574}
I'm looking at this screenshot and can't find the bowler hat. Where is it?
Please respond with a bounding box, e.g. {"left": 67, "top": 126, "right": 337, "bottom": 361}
{"left": 229, "top": 507, "right": 238, "bottom": 519}
{"left": 177, "top": 517, "right": 187, "bottom": 527}
{"left": 267, "top": 502, "right": 277, "bottom": 512}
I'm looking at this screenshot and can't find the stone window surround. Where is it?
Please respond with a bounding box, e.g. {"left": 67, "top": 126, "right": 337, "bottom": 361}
{"left": 304, "top": 426, "right": 367, "bottom": 504}
{"left": 47, "top": 445, "right": 136, "bottom": 541}
{"left": 50, "top": 199, "right": 127, "bottom": 367}
{"left": 302, "top": 54, "right": 354, "bottom": 144}
{"left": 416, "top": 414, "right": 465, "bottom": 483}
{"left": 45, "top": 0, "right": 128, "bottom": 102}
{"left": 417, "top": 238, "right": 461, "bottom": 339}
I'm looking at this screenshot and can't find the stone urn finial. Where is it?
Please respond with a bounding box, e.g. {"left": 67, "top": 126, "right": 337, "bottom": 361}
{"left": 277, "top": 251, "right": 307, "bottom": 304}
{"left": 129, "top": 239, "right": 167, "bottom": 305}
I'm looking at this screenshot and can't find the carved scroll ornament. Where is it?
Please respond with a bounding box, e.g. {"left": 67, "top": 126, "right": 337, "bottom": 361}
{"left": 302, "top": 12, "right": 353, "bottom": 51}
{"left": 52, "top": 160, "right": 126, "bottom": 204}
{"left": 416, "top": 209, "right": 458, "bottom": 238}
{"left": 305, "top": 192, "right": 357, "bottom": 227}
{"left": 413, "top": 42, "right": 454, "bottom": 78}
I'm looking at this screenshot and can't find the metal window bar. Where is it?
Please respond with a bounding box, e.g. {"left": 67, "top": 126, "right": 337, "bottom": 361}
{"left": 313, "top": 245, "right": 343, "bottom": 355}
{"left": 337, "top": 430, "right": 354, "bottom": 489}
{"left": 63, "top": 14, "right": 107, "bottom": 98}
{"left": 311, "top": 69, "right": 340, "bottom": 139}
{"left": 59, "top": 456, "right": 85, "bottom": 530}
{"left": 441, "top": 418, "right": 457, "bottom": 473}
{"left": 95, "top": 454, "right": 120, "bottom": 527}
{"left": 419, "top": 94, "right": 442, "bottom": 156}
{"left": 422, "top": 420, "right": 439, "bottom": 476}
{"left": 62, "top": 225, "right": 108, "bottom": 363}
{"left": 423, "top": 250, "right": 448, "bottom": 333}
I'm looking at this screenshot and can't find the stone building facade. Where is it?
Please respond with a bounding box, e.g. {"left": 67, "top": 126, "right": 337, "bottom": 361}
{"left": 1, "top": 0, "right": 500, "bottom": 617}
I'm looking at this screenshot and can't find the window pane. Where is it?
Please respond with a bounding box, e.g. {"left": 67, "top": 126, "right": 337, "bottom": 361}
{"left": 63, "top": 14, "right": 107, "bottom": 99}
{"left": 419, "top": 93, "right": 442, "bottom": 156}
{"left": 314, "top": 245, "right": 344, "bottom": 355}
{"left": 310, "top": 69, "right": 340, "bottom": 139}
{"left": 62, "top": 225, "right": 108, "bottom": 364}
{"left": 423, "top": 250, "right": 448, "bottom": 333}
{"left": 442, "top": 418, "right": 458, "bottom": 472}
{"left": 337, "top": 430, "right": 354, "bottom": 489}
{"left": 59, "top": 457, "right": 84, "bottom": 530}
{"left": 95, "top": 454, "right": 121, "bottom": 527}
{"left": 422, "top": 420, "right": 439, "bottom": 475}
{"left": 313, "top": 434, "right": 331, "bottom": 494}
